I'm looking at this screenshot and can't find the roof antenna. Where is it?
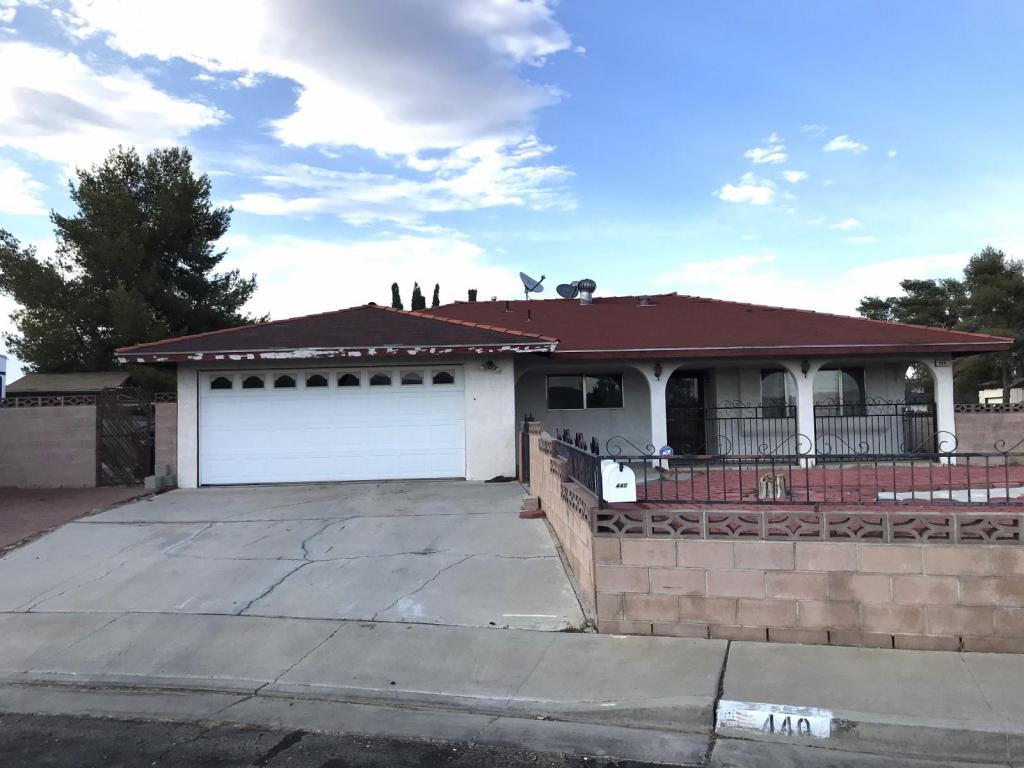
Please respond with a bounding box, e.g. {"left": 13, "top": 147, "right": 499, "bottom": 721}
{"left": 519, "top": 272, "right": 546, "bottom": 300}
{"left": 556, "top": 281, "right": 580, "bottom": 299}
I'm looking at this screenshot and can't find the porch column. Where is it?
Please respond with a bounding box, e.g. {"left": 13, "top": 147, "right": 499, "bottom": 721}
{"left": 781, "top": 360, "right": 824, "bottom": 465}
{"left": 923, "top": 356, "right": 957, "bottom": 463}
{"left": 638, "top": 363, "right": 669, "bottom": 453}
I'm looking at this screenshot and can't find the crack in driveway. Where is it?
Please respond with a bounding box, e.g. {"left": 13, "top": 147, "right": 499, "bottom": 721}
{"left": 236, "top": 561, "right": 315, "bottom": 615}
{"left": 371, "top": 555, "right": 474, "bottom": 620}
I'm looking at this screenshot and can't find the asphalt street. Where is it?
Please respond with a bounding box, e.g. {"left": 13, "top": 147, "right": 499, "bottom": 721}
{"left": 0, "top": 713, "right": 668, "bottom": 768}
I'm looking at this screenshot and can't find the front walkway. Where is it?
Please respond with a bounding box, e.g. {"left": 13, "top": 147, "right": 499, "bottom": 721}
{"left": 0, "top": 481, "right": 585, "bottom": 630}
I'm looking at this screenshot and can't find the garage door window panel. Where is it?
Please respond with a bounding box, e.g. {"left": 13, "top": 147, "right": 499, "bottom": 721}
{"left": 305, "top": 373, "right": 328, "bottom": 388}
{"left": 338, "top": 372, "right": 361, "bottom": 388}
{"left": 210, "top": 375, "right": 233, "bottom": 390}
{"left": 370, "top": 372, "right": 392, "bottom": 387}
{"left": 242, "top": 375, "right": 265, "bottom": 390}
{"left": 432, "top": 370, "right": 455, "bottom": 385}
{"left": 274, "top": 374, "right": 297, "bottom": 389}
{"left": 401, "top": 371, "right": 424, "bottom": 385}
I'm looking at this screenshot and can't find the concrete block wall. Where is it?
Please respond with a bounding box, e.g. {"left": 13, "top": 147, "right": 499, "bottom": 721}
{"left": 0, "top": 405, "right": 97, "bottom": 487}
{"left": 528, "top": 426, "right": 596, "bottom": 613}
{"left": 155, "top": 402, "right": 178, "bottom": 475}
{"left": 591, "top": 537, "right": 1024, "bottom": 652}
{"left": 955, "top": 408, "right": 1024, "bottom": 454}
{"left": 529, "top": 428, "right": 1024, "bottom": 652}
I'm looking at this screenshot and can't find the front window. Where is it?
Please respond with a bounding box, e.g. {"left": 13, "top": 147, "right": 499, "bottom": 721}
{"left": 546, "top": 374, "right": 623, "bottom": 410}
{"left": 814, "top": 367, "right": 866, "bottom": 416}
{"left": 760, "top": 369, "right": 794, "bottom": 418}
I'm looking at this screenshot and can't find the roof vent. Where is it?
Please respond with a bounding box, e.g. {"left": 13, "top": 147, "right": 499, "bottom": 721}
{"left": 638, "top": 295, "right": 653, "bottom": 306}
{"left": 577, "top": 278, "right": 597, "bottom": 305}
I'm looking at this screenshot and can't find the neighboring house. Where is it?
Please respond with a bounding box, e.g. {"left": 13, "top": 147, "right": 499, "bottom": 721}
{"left": 977, "top": 378, "right": 1024, "bottom": 405}
{"left": 5, "top": 371, "right": 132, "bottom": 400}
{"left": 116, "top": 293, "right": 1012, "bottom": 488}
{"left": 0, "top": 354, "right": 6, "bottom": 399}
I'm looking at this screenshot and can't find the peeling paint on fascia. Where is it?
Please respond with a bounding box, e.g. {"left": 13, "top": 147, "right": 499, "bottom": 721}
{"left": 347, "top": 350, "right": 361, "bottom": 357}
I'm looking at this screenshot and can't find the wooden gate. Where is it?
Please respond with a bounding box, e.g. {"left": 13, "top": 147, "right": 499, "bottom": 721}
{"left": 96, "top": 386, "right": 154, "bottom": 486}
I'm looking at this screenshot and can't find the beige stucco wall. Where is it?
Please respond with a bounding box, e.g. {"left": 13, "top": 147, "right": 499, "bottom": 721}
{"left": 955, "top": 408, "right": 1024, "bottom": 454}
{"left": 0, "top": 405, "right": 96, "bottom": 487}
{"left": 155, "top": 402, "right": 178, "bottom": 476}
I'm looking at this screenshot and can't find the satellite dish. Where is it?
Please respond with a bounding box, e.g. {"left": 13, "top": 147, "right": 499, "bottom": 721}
{"left": 519, "top": 272, "right": 546, "bottom": 299}
{"left": 556, "top": 281, "right": 580, "bottom": 299}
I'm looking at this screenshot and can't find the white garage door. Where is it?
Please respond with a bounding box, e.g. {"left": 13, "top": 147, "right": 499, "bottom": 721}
{"left": 198, "top": 366, "right": 465, "bottom": 485}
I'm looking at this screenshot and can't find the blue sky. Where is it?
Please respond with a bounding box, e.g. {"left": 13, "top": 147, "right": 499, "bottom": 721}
{"left": 1, "top": 1, "right": 1023, "bottom": 379}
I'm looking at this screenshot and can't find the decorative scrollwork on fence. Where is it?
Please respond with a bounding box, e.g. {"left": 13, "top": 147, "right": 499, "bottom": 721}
{"left": 757, "top": 432, "right": 814, "bottom": 456}
{"left": 605, "top": 435, "right": 657, "bottom": 458}
{"left": 815, "top": 432, "right": 871, "bottom": 455}
{"left": 994, "top": 436, "right": 1024, "bottom": 455}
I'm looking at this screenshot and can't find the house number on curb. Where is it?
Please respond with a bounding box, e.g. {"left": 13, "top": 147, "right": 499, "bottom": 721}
{"left": 716, "top": 700, "right": 831, "bottom": 740}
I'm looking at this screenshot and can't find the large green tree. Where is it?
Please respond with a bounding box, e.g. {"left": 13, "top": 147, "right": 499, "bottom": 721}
{"left": 858, "top": 246, "right": 1024, "bottom": 402}
{"left": 0, "top": 146, "right": 260, "bottom": 374}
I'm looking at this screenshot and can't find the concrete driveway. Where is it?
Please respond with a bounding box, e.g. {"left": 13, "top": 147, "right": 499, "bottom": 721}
{"left": 0, "top": 481, "right": 586, "bottom": 631}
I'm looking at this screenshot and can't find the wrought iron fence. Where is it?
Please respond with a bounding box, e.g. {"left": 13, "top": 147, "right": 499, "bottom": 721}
{"left": 551, "top": 430, "right": 1024, "bottom": 507}
{"left": 553, "top": 428, "right": 603, "bottom": 500}
{"left": 668, "top": 402, "right": 797, "bottom": 456}
{"left": 813, "top": 399, "right": 937, "bottom": 455}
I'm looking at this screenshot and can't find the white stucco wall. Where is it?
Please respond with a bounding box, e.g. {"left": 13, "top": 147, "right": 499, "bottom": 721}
{"left": 463, "top": 358, "right": 517, "bottom": 480}
{"left": 177, "top": 365, "right": 199, "bottom": 488}
{"left": 174, "top": 355, "right": 516, "bottom": 487}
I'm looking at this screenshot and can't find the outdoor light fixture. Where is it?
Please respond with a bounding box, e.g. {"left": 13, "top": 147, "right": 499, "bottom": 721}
{"left": 654, "top": 362, "right": 663, "bottom": 380}
{"left": 801, "top": 359, "right": 810, "bottom": 376}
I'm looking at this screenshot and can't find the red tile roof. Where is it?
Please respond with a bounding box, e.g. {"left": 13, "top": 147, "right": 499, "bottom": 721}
{"left": 116, "top": 304, "right": 557, "bottom": 363}
{"left": 424, "top": 293, "right": 1012, "bottom": 360}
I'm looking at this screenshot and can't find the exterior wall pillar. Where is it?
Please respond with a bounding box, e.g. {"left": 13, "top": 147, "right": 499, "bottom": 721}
{"left": 922, "top": 355, "right": 957, "bottom": 464}
{"left": 781, "top": 360, "right": 824, "bottom": 465}
{"left": 638, "top": 362, "right": 669, "bottom": 453}
{"left": 176, "top": 365, "right": 199, "bottom": 488}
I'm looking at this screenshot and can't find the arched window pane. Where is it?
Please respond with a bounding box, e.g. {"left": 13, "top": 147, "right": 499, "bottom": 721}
{"left": 369, "top": 372, "right": 392, "bottom": 386}
{"left": 305, "top": 374, "right": 328, "bottom": 388}
{"left": 274, "top": 374, "right": 296, "bottom": 388}
{"left": 432, "top": 370, "right": 455, "bottom": 385}
{"left": 401, "top": 371, "right": 423, "bottom": 385}
{"left": 210, "top": 376, "right": 233, "bottom": 390}
{"left": 338, "top": 373, "right": 360, "bottom": 387}
{"left": 242, "top": 375, "right": 265, "bottom": 389}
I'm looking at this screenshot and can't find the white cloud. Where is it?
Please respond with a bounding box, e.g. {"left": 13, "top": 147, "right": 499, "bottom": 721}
{"left": 221, "top": 233, "right": 521, "bottom": 320}
{"left": 0, "top": 41, "right": 223, "bottom": 167}
{"left": 229, "top": 137, "right": 573, "bottom": 225}
{"left": 829, "top": 217, "right": 862, "bottom": 230}
{"left": 715, "top": 172, "right": 776, "bottom": 205}
{"left": 781, "top": 170, "right": 807, "bottom": 183}
{"left": 652, "top": 251, "right": 973, "bottom": 316}
{"left": 888, "top": 149, "right": 898, "bottom": 158}
{"left": 0, "top": 161, "right": 46, "bottom": 215}
{"left": 61, "top": 0, "right": 574, "bottom": 219}
{"left": 744, "top": 132, "right": 787, "bottom": 165}
{"left": 823, "top": 134, "right": 868, "bottom": 154}
{"left": 822, "top": 179, "right": 836, "bottom": 187}
{"left": 800, "top": 123, "right": 826, "bottom": 137}
{"left": 847, "top": 235, "right": 879, "bottom": 244}
{"left": 64, "top": 0, "right": 571, "bottom": 157}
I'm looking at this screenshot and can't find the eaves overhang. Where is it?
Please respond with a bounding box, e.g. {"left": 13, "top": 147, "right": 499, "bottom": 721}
{"left": 116, "top": 341, "right": 559, "bottom": 365}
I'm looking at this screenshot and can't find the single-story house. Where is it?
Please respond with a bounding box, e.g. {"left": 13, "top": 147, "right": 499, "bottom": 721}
{"left": 0, "top": 354, "right": 6, "bottom": 399}
{"left": 116, "top": 292, "right": 1012, "bottom": 488}
{"left": 978, "top": 378, "right": 1024, "bottom": 405}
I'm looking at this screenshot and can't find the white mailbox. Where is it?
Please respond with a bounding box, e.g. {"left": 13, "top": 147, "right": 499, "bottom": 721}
{"left": 601, "top": 459, "right": 637, "bottom": 503}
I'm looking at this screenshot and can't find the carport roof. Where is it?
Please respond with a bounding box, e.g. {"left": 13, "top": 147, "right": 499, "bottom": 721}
{"left": 116, "top": 304, "right": 557, "bottom": 363}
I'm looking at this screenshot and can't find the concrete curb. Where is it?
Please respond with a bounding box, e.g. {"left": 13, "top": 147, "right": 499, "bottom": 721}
{"left": 0, "top": 682, "right": 711, "bottom": 766}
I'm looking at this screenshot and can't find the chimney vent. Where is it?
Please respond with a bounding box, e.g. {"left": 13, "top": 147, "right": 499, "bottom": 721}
{"left": 577, "top": 278, "right": 597, "bottom": 305}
